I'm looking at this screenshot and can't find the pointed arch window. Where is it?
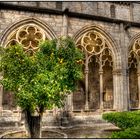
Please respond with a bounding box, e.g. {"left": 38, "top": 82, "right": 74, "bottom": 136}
{"left": 73, "top": 30, "right": 114, "bottom": 111}
{"left": 128, "top": 38, "right": 140, "bottom": 109}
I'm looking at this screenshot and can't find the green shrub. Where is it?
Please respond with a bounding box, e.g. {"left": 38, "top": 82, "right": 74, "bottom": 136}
{"left": 111, "top": 125, "right": 140, "bottom": 138}
{"left": 102, "top": 111, "right": 140, "bottom": 138}
{"left": 103, "top": 111, "right": 140, "bottom": 129}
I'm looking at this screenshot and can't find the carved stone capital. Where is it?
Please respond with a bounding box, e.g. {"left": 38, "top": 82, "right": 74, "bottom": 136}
{"left": 99, "top": 70, "right": 103, "bottom": 75}
{"left": 113, "top": 69, "right": 122, "bottom": 75}
{"left": 84, "top": 69, "right": 89, "bottom": 74}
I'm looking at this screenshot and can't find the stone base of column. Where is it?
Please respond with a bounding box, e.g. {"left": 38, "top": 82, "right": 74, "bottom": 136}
{"left": 100, "top": 102, "right": 104, "bottom": 111}
{"left": 138, "top": 104, "right": 140, "bottom": 109}
{"left": 0, "top": 107, "right": 3, "bottom": 116}
{"left": 85, "top": 103, "right": 89, "bottom": 111}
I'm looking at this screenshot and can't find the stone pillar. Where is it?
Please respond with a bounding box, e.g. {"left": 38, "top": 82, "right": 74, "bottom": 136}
{"left": 0, "top": 85, "right": 3, "bottom": 114}
{"left": 113, "top": 69, "right": 125, "bottom": 111}
{"left": 0, "top": 73, "right": 3, "bottom": 114}
{"left": 112, "top": 72, "right": 116, "bottom": 110}
{"left": 85, "top": 53, "right": 89, "bottom": 110}
{"left": 113, "top": 70, "right": 121, "bottom": 110}
{"left": 127, "top": 69, "right": 131, "bottom": 110}
{"left": 122, "top": 69, "right": 129, "bottom": 111}
{"left": 99, "top": 69, "right": 103, "bottom": 110}
{"left": 118, "top": 23, "right": 129, "bottom": 111}
{"left": 61, "top": 10, "right": 74, "bottom": 113}
{"left": 137, "top": 72, "right": 140, "bottom": 108}
{"left": 113, "top": 68, "right": 129, "bottom": 111}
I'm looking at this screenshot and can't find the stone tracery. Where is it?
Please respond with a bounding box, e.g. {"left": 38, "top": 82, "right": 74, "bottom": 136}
{"left": 5, "top": 24, "right": 47, "bottom": 55}
{"left": 74, "top": 29, "right": 114, "bottom": 111}
{"left": 128, "top": 38, "right": 140, "bottom": 109}
{"left": 76, "top": 31, "right": 105, "bottom": 55}
{"left": 128, "top": 51, "right": 137, "bottom": 69}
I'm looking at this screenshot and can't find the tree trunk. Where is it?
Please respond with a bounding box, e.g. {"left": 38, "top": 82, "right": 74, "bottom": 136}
{"left": 24, "top": 110, "right": 42, "bottom": 138}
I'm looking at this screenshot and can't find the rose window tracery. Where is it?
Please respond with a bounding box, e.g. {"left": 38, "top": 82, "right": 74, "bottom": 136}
{"left": 5, "top": 24, "right": 47, "bottom": 55}
{"left": 76, "top": 31, "right": 105, "bottom": 55}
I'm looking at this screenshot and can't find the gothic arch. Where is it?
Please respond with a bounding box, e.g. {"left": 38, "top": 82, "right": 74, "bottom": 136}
{"left": 128, "top": 32, "right": 140, "bottom": 51}
{"left": 72, "top": 24, "right": 120, "bottom": 111}
{"left": 73, "top": 24, "right": 121, "bottom": 70}
{"left": 0, "top": 17, "right": 57, "bottom": 47}
{"left": 128, "top": 32, "right": 140, "bottom": 109}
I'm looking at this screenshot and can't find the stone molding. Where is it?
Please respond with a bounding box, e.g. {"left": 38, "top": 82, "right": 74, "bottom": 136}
{"left": 112, "top": 69, "right": 122, "bottom": 75}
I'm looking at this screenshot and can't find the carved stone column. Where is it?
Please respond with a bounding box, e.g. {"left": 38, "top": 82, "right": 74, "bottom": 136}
{"left": 122, "top": 69, "right": 129, "bottom": 111}
{"left": 113, "top": 70, "right": 117, "bottom": 110}
{"left": 85, "top": 53, "right": 89, "bottom": 110}
{"left": 137, "top": 72, "right": 140, "bottom": 108}
{"left": 0, "top": 85, "right": 3, "bottom": 113}
{"left": 112, "top": 69, "right": 121, "bottom": 111}
{"left": 137, "top": 63, "right": 140, "bottom": 108}
{"left": 0, "top": 73, "right": 3, "bottom": 114}
{"left": 99, "top": 69, "right": 103, "bottom": 110}
{"left": 119, "top": 23, "right": 129, "bottom": 111}
{"left": 113, "top": 68, "right": 129, "bottom": 111}
{"left": 126, "top": 69, "right": 130, "bottom": 110}
{"left": 62, "top": 11, "right": 73, "bottom": 113}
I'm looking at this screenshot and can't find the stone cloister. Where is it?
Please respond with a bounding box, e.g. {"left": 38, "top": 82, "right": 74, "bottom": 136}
{"left": 0, "top": 2, "right": 140, "bottom": 119}
{"left": 0, "top": 19, "right": 140, "bottom": 115}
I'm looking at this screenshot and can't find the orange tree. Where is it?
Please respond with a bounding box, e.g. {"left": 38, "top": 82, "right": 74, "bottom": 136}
{"left": 0, "top": 37, "right": 83, "bottom": 138}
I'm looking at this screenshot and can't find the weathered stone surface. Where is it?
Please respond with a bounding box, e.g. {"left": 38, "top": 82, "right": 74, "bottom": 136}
{"left": 0, "top": 2, "right": 140, "bottom": 130}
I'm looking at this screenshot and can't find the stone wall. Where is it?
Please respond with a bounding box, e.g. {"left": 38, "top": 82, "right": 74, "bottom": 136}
{"left": 1, "top": 2, "right": 140, "bottom": 112}
{"left": 0, "top": 2, "right": 134, "bottom": 20}
{"left": 0, "top": 10, "right": 63, "bottom": 37}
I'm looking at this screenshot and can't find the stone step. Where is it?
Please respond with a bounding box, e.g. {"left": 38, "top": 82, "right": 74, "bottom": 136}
{"left": 41, "top": 114, "right": 111, "bottom": 128}
{"left": 0, "top": 110, "right": 21, "bottom": 127}
{"left": 0, "top": 116, "right": 20, "bottom": 127}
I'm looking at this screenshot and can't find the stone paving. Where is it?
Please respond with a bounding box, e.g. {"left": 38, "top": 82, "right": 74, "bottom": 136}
{"left": 0, "top": 110, "right": 120, "bottom": 138}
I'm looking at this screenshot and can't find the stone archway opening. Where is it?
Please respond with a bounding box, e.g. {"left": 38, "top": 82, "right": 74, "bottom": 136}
{"left": 73, "top": 28, "right": 115, "bottom": 112}
{"left": 128, "top": 40, "right": 140, "bottom": 109}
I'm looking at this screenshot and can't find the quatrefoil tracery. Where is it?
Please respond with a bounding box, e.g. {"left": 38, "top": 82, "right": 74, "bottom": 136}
{"left": 5, "top": 24, "right": 46, "bottom": 55}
